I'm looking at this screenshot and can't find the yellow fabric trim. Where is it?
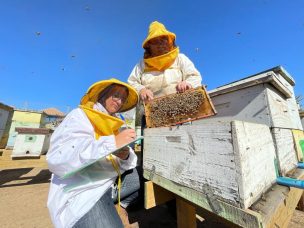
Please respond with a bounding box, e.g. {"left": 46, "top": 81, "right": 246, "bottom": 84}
{"left": 142, "top": 21, "right": 176, "bottom": 48}
{"left": 81, "top": 106, "right": 123, "bottom": 210}
{"left": 144, "top": 47, "right": 179, "bottom": 72}
{"left": 80, "top": 105, "right": 123, "bottom": 135}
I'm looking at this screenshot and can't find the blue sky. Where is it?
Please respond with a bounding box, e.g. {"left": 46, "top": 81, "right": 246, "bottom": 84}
{"left": 0, "top": 0, "right": 303, "bottom": 112}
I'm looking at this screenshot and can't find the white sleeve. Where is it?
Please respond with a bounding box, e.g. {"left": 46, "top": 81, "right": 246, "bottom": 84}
{"left": 117, "top": 147, "right": 138, "bottom": 172}
{"left": 179, "top": 54, "right": 202, "bottom": 88}
{"left": 46, "top": 109, "right": 117, "bottom": 177}
{"left": 128, "top": 63, "right": 146, "bottom": 93}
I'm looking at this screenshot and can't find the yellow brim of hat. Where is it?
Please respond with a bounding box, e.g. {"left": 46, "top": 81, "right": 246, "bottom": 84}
{"left": 80, "top": 78, "right": 138, "bottom": 112}
{"left": 142, "top": 21, "right": 176, "bottom": 48}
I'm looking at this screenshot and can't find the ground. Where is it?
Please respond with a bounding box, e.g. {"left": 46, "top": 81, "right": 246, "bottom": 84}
{"left": 1, "top": 149, "right": 304, "bottom": 228}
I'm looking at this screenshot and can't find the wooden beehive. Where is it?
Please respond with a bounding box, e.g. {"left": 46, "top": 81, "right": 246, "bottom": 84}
{"left": 144, "top": 86, "right": 216, "bottom": 128}
{"left": 143, "top": 120, "right": 278, "bottom": 209}
{"left": 193, "top": 66, "right": 302, "bottom": 176}
{"left": 12, "top": 128, "right": 53, "bottom": 158}
{"left": 197, "top": 66, "right": 302, "bottom": 130}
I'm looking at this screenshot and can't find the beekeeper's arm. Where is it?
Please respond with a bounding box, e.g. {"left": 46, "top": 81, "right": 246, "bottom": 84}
{"left": 128, "top": 63, "right": 153, "bottom": 101}
{"left": 177, "top": 54, "right": 202, "bottom": 91}
{"left": 46, "top": 109, "right": 136, "bottom": 177}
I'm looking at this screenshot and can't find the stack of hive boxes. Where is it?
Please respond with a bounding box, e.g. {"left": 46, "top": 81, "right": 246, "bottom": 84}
{"left": 143, "top": 66, "right": 303, "bottom": 209}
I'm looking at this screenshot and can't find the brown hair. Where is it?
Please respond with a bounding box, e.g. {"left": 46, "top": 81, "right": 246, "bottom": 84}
{"left": 97, "top": 84, "right": 129, "bottom": 109}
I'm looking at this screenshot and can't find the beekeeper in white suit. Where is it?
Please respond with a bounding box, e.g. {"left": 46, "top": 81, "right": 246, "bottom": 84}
{"left": 128, "top": 21, "right": 202, "bottom": 102}
{"left": 47, "top": 78, "right": 140, "bottom": 228}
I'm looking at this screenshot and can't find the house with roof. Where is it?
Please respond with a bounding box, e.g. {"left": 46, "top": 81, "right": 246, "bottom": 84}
{"left": 42, "top": 107, "right": 65, "bottom": 129}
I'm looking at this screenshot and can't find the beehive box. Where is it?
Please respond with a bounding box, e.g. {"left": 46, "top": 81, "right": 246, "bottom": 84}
{"left": 193, "top": 66, "right": 301, "bottom": 175}
{"left": 144, "top": 86, "right": 216, "bottom": 128}
{"left": 12, "top": 128, "right": 53, "bottom": 158}
{"left": 143, "top": 120, "right": 277, "bottom": 209}
{"left": 196, "top": 66, "right": 302, "bottom": 130}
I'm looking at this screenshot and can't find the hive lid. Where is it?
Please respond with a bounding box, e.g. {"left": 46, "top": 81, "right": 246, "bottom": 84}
{"left": 209, "top": 66, "right": 294, "bottom": 99}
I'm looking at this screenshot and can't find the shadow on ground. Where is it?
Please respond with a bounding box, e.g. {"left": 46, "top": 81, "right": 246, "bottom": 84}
{"left": 0, "top": 168, "right": 51, "bottom": 188}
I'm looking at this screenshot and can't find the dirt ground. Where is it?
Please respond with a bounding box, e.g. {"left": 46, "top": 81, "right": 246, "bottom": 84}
{"left": 1, "top": 150, "right": 304, "bottom": 228}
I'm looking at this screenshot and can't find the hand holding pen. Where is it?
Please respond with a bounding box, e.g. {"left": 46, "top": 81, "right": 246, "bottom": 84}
{"left": 115, "top": 113, "right": 136, "bottom": 148}
{"left": 119, "top": 113, "right": 130, "bottom": 129}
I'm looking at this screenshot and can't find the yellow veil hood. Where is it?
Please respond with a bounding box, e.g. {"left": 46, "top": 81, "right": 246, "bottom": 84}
{"left": 80, "top": 78, "right": 138, "bottom": 112}
{"left": 142, "top": 21, "right": 176, "bottom": 48}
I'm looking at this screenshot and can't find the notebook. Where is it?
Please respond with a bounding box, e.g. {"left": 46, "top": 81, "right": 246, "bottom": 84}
{"left": 61, "top": 136, "right": 144, "bottom": 179}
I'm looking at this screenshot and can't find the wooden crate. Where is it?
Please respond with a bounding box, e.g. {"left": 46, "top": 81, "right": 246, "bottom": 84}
{"left": 143, "top": 120, "right": 277, "bottom": 209}
{"left": 196, "top": 66, "right": 302, "bottom": 130}
{"left": 144, "top": 86, "right": 216, "bottom": 128}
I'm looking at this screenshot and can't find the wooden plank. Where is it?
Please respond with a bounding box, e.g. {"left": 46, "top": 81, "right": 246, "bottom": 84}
{"left": 232, "top": 121, "right": 277, "bottom": 208}
{"left": 251, "top": 168, "right": 304, "bottom": 228}
{"left": 143, "top": 122, "right": 241, "bottom": 207}
{"left": 176, "top": 197, "right": 196, "bottom": 228}
{"left": 288, "top": 210, "right": 304, "bottom": 228}
{"left": 144, "top": 170, "right": 262, "bottom": 228}
{"left": 292, "top": 130, "right": 304, "bottom": 162}
{"left": 272, "top": 128, "right": 298, "bottom": 175}
{"left": 144, "top": 180, "right": 175, "bottom": 209}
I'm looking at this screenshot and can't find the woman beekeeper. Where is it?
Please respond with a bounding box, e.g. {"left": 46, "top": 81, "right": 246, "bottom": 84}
{"left": 128, "top": 21, "right": 202, "bottom": 102}
{"left": 47, "top": 79, "right": 139, "bottom": 228}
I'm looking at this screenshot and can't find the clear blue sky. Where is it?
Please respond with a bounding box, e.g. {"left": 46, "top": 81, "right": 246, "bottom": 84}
{"left": 1, "top": 0, "right": 303, "bottom": 112}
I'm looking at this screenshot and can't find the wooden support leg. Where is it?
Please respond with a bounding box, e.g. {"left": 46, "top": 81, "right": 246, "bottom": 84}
{"left": 176, "top": 197, "right": 196, "bottom": 228}
{"left": 144, "top": 181, "right": 175, "bottom": 209}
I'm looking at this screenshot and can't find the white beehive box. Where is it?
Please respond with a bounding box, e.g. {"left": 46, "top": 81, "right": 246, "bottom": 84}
{"left": 143, "top": 120, "right": 277, "bottom": 209}
{"left": 198, "top": 66, "right": 302, "bottom": 130}
{"left": 12, "top": 128, "right": 52, "bottom": 158}
{"left": 194, "top": 66, "right": 301, "bottom": 175}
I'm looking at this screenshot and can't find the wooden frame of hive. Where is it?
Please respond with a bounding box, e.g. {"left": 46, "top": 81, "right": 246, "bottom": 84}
{"left": 144, "top": 85, "right": 217, "bottom": 128}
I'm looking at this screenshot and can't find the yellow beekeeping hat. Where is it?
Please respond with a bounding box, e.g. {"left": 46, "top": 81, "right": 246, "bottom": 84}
{"left": 142, "top": 21, "right": 176, "bottom": 48}
{"left": 80, "top": 78, "right": 138, "bottom": 112}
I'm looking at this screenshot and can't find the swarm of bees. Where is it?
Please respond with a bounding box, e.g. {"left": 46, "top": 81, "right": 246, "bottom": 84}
{"left": 146, "top": 89, "right": 205, "bottom": 128}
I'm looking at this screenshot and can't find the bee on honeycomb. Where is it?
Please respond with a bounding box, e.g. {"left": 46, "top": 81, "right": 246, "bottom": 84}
{"left": 147, "top": 89, "right": 204, "bottom": 127}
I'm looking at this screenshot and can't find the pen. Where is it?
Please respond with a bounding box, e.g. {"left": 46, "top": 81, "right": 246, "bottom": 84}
{"left": 119, "top": 113, "right": 129, "bottom": 129}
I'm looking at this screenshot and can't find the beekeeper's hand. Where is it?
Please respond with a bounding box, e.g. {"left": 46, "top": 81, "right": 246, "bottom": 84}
{"left": 139, "top": 88, "right": 154, "bottom": 101}
{"left": 115, "top": 129, "right": 136, "bottom": 148}
{"left": 176, "top": 81, "right": 192, "bottom": 93}
{"left": 115, "top": 147, "right": 130, "bottom": 160}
